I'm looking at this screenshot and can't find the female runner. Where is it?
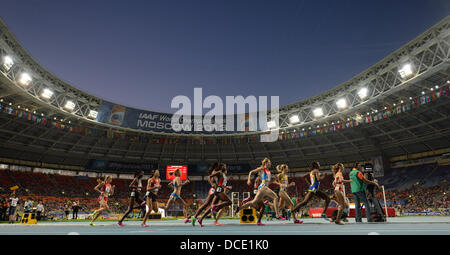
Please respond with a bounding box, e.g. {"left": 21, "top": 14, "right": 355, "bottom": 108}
{"left": 90, "top": 175, "right": 115, "bottom": 226}
{"left": 209, "top": 163, "right": 232, "bottom": 218}
{"left": 195, "top": 163, "right": 233, "bottom": 227}
{"left": 118, "top": 170, "right": 145, "bottom": 227}
{"left": 275, "top": 164, "right": 303, "bottom": 224}
{"left": 331, "top": 163, "right": 351, "bottom": 225}
{"left": 191, "top": 163, "right": 220, "bottom": 226}
{"left": 141, "top": 170, "right": 162, "bottom": 227}
{"left": 235, "top": 158, "right": 284, "bottom": 220}
{"left": 291, "top": 161, "right": 331, "bottom": 221}
{"left": 164, "top": 169, "right": 191, "bottom": 223}
{"left": 242, "top": 174, "right": 272, "bottom": 226}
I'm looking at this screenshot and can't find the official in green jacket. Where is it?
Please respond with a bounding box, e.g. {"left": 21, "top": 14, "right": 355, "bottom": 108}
{"left": 350, "top": 163, "right": 380, "bottom": 223}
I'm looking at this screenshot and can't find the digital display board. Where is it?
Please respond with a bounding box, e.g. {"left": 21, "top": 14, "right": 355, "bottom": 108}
{"left": 166, "top": 165, "right": 188, "bottom": 180}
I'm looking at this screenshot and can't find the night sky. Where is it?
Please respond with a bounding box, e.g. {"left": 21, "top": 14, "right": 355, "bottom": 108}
{"left": 1, "top": 0, "right": 448, "bottom": 113}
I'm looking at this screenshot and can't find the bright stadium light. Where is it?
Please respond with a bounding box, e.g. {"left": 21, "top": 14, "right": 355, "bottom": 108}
{"left": 313, "top": 107, "right": 323, "bottom": 118}
{"left": 399, "top": 63, "right": 414, "bottom": 78}
{"left": 18, "top": 73, "right": 32, "bottom": 86}
{"left": 358, "top": 87, "right": 368, "bottom": 100}
{"left": 2, "top": 56, "right": 14, "bottom": 71}
{"left": 267, "top": 120, "right": 277, "bottom": 129}
{"left": 336, "top": 98, "right": 347, "bottom": 109}
{"left": 88, "top": 110, "right": 98, "bottom": 119}
{"left": 64, "top": 100, "right": 76, "bottom": 111}
{"left": 289, "top": 115, "right": 300, "bottom": 124}
{"left": 41, "top": 88, "right": 54, "bottom": 99}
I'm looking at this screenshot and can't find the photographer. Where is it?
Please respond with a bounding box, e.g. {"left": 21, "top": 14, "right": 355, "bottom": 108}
{"left": 349, "top": 163, "right": 380, "bottom": 223}
{"left": 72, "top": 201, "right": 80, "bottom": 220}
{"left": 36, "top": 201, "right": 45, "bottom": 221}
{"left": 24, "top": 197, "right": 33, "bottom": 213}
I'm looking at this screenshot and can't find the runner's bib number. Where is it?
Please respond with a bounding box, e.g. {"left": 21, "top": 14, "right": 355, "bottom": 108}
{"left": 215, "top": 186, "right": 224, "bottom": 193}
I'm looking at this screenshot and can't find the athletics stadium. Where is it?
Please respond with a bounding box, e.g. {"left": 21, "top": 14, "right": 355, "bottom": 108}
{"left": 0, "top": 12, "right": 449, "bottom": 236}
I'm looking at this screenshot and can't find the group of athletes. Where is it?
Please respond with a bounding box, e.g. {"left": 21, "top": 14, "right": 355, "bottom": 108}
{"left": 89, "top": 157, "right": 360, "bottom": 227}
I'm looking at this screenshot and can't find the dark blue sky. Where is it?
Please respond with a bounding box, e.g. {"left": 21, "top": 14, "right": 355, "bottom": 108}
{"left": 1, "top": 0, "right": 448, "bottom": 113}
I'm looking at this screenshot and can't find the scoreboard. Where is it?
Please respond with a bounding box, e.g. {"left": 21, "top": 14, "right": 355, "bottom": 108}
{"left": 166, "top": 165, "right": 188, "bottom": 180}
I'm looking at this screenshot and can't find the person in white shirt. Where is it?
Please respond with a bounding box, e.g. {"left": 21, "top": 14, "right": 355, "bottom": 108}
{"left": 24, "top": 198, "right": 33, "bottom": 213}
{"left": 9, "top": 191, "right": 19, "bottom": 224}
{"left": 36, "top": 201, "right": 45, "bottom": 221}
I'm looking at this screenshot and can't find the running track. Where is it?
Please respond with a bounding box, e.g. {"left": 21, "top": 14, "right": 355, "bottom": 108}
{"left": 0, "top": 217, "right": 449, "bottom": 235}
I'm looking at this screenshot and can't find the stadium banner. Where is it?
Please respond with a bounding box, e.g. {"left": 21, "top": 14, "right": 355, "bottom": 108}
{"left": 372, "top": 155, "right": 384, "bottom": 177}
{"left": 186, "top": 163, "right": 251, "bottom": 175}
{"left": 88, "top": 159, "right": 157, "bottom": 172}
{"left": 96, "top": 100, "right": 262, "bottom": 134}
{"left": 193, "top": 164, "right": 210, "bottom": 174}
{"left": 227, "top": 164, "right": 251, "bottom": 174}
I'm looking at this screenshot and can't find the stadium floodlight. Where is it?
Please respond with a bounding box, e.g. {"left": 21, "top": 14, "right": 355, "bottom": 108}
{"left": 88, "top": 110, "right": 98, "bottom": 119}
{"left": 336, "top": 98, "right": 347, "bottom": 109}
{"left": 398, "top": 63, "right": 414, "bottom": 78}
{"left": 313, "top": 107, "right": 323, "bottom": 118}
{"left": 2, "top": 56, "right": 14, "bottom": 71}
{"left": 64, "top": 100, "right": 76, "bottom": 111}
{"left": 289, "top": 115, "right": 300, "bottom": 124}
{"left": 18, "top": 73, "right": 32, "bottom": 86}
{"left": 267, "top": 120, "right": 277, "bottom": 129}
{"left": 41, "top": 88, "right": 54, "bottom": 99}
{"left": 358, "top": 87, "right": 369, "bottom": 100}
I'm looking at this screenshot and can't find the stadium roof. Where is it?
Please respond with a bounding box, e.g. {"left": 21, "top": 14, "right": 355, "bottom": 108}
{"left": 0, "top": 16, "right": 449, "bottom": 169}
